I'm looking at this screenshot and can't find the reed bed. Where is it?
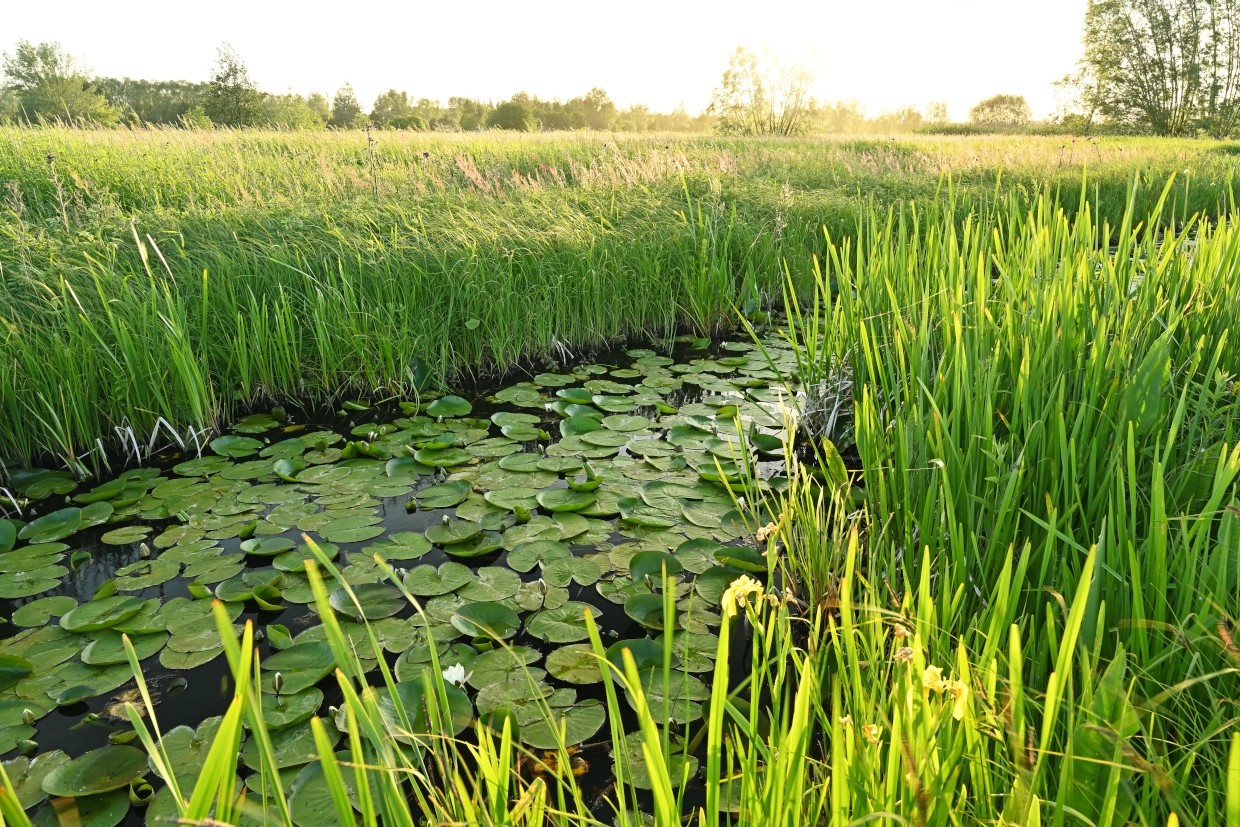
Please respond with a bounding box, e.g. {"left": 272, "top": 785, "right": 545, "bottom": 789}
{"left": 0, "top": 129, "right": 1236, "bottom": 472}
{"left": 2, "top": 174, "right": 1236, "bottom": 826}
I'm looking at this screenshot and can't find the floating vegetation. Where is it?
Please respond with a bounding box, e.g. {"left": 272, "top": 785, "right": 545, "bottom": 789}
{"left": 0, "top": 332, "right": 804, "bottom": 825}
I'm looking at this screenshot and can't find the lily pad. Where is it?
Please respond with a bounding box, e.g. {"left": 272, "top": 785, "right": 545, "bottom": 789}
{"left": 17, "top": 508, "right": 82, "bottom": 544}
{"left": 403, "top": 562, "right": 472, "bottom": 596}
{"left": 526, "top": 602, "right": 601, "bottom": 643}
{"left": 210, "top": 435, "right": 264, "bottom": 458}
{"left": 41, "top": 745, "right": 148, "bottom": 797}
{"left": 520, "top": 698, "right": 605, "bottom": 749}
{"left": 33, "top": 789, "right": 129, "bottom": 827}
{"left": 442, "top": 531, "right": 504, "bottom": 558}
{"left": 11, "top": 596, "right": 77, "bottom": 627}
{"left": 451, "top": 602, "right": 520, "bottom": 640}
{"left": 545, "top": 644, "right": 603, "bottom": 684}
{"left": 426, "top": 395, "right": 473, "bottom": 418}
{"left": 59, "top": 597, "right": 146, "bottom": 633}
{"left": 536, "top": 489, "right": 596, "bottom": 513}
{"left": 417, "top": 480, "right": 472, "bottom": 508}
{"left": 240, "top": 536, "right": 296, "bottom": 557}
{"left": 329, "top": 582, "right": 405, "bottom": 620}
{"left": 425, "top": 519, "right": 482, "bottom": 546}
{"left": 261, "top": 643, "right": 335, "bottom": 695}
{"left": 3, "top": 750, "right": 70, "bottom": 810}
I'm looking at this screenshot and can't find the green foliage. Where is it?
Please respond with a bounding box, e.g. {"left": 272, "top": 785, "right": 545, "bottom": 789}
{"left": 708, "top": 45, "right": 814, "bottom": 136}
{"left": 329, "top": 83, "right": 363, "bottom": 128}
{"left": 264, "top": 93, "right": 327, "bottom": 130}
{"left": 487, "top": 99, "right": 537, "bottom": 131}
{"left": 1076, "top": 0, "right": 1240, "bottom": 135}
{"left": 969, "top": 92, "right": 1032, "bottom": 126}
{"left": 369, "top": 88, "right": 414, "bottom": 127}
{"left": 1, "top": 41, "right": 119, "bottom": 125}
{"left": 0, "top": 131, "right": 1234, "bottom": 469}
{"left": 94, "top": 77, "right": 209, "bottom": 125}
{"left": 203, "top": 44, "right": 263, "bottom": 127}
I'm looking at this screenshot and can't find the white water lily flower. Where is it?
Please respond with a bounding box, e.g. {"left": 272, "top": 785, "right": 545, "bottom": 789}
{"left": 442, "top": 663, "right": 470, "bottom": 687}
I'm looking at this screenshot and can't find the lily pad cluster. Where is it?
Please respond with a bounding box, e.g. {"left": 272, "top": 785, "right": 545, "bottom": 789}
{"left": 0, "top": 335, "right": 803, "bottom": 825}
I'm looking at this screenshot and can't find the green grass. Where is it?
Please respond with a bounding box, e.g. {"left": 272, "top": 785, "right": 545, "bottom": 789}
{"left": 0, "top": 128, "right": 1236, "bottom": 471}
{"left": 2, "top": 129, "right": 1240, "bottom": 825}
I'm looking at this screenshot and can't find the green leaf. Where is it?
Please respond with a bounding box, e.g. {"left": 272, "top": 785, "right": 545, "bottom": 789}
{"left": 41, "top": 745, "right": 148, "bottom": 797}
{"left": 536, "top": 489, "right": 596, "bottom": 513}
{"left": 32, "top": 788, "right": 130, "bottom": 827}
{"left": 426, "top": 395, "right": 473, "bottom": 418}
{"left": 545, "top": 643, "right": 603, "bottom": 684}
{"left": 59, "top": 597, "right": 146, "bottom": 633}
{"left": 0, "top": 655, "right": 34, "bottom": 691}
{"left": 403, "top": 562, "right": 472, "bottom": 596}
{"left": 451, "top": 602, "right": 520, "bottom": 639}
{"left": 526, "top": 602, "right": 601, "bottom": 643}
{"left": 210, "top": 435, "right": 264, "bottom": 458}
{"left": 17, "top": 508, "right": 83, "bottom": 544}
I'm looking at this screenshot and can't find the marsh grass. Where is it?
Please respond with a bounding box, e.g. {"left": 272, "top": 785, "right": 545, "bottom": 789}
{"left": 1, "top": 129, "right": 1237, "bottom": 471}
{"left": 3, "top": 132, "right": 1240, "bottom": 825}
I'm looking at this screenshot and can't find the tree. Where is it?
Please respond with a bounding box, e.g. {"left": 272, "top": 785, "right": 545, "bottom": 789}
{"left": 204, "top": 44, "right": 263, "bottom": 127}
{"left": 1, "top": 41, "right": 119, "bottom": 125}
{"left": 487, "top": 99, "right": 537, "bottom": 131}
{"left": 330, "top": 83, "right": 363, "bottom": 128}
{"left": 568, "top": 87, "right": 617, "bottom": 130}
{"left": 264, "top": 93, "right": 326, "bottom": 130}
{"left": 818, "top": 100, "right": 866, "bottom": 133}
{"left": 708, "top": 46, "right": 815, "bottom": 136}
{"left": 306, "top": 93, "right": 331, "bottom": 124}
{"left": 969, "top": 94, "right": 1032, "bottom": 127}
{"left": 449, "top": 97, "right": 490, "bottom": 131}
{"left": 1075, "top": 0, "right": 1240, "bottom": 135}
{"left": 370, "top": 89, "right": 415, "bottom": 127}
{"left": 925, "top": 101, "right": 950, "bottom": 123}
{"left": 95, "top": 78, "right": 209, "bottom": 125}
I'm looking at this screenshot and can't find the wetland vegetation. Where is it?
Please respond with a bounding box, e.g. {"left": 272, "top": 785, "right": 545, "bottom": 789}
{"left": 1, "top": 131, "right": 1239, "bottom": 826}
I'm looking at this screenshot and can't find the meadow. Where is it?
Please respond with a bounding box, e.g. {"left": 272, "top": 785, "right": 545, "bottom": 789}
{"left": 0, "top": 130, "right": 1238, "bottom": 827}
{"left": 0, "top": 128, "right": 1235, "bottom": 470}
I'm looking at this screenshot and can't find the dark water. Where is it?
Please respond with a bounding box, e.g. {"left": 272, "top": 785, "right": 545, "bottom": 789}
{"left": 0, "top": 331, "right": 811, "bottom": 823}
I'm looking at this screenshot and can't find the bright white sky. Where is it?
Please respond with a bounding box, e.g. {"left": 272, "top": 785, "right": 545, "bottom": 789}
{"left": 5, "top": 0, "right": 1088, "bottom": 121}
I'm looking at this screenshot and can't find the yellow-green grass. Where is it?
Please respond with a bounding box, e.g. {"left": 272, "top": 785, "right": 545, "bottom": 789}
{"left": 0, "top": 128, "right": 1235, "bottom": 473}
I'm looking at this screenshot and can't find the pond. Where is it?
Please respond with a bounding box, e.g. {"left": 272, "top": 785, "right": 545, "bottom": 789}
{"left": 0, "top": 330, "right": 808, "bottom": 825}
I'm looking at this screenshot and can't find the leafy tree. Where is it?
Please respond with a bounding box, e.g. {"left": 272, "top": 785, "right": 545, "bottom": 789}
{"left": 487, "top": 99, "right": 536, "bottom": 131}
{"left": 969, "top": 93, "right": 1032, "bottom": 127}
{"left": 180, "top": 105, "right": 212, "bottom": 129}
{"left": 616, "top": 104, "right": 651, "bottom": 132}
{"left": 330, "top": 83, "right": 363, "bottom": 128}
{"left": 204, "top": 44, "right": 263, "bottom": 127}
{"left": 1, "top": 40, "right": 119, "bottom": 125}
{"left": 306, "top": 93, "right": 331, "bottom": 124}
{"left": 818, "top": 100, "right": 867, "bottom": 133}
{"left": 1075, "top": 0, "right": 1240, "bottom": 135}
{"left": 0, "top": 87, "right": 20, "bottom": 123}
{"left": 708, "top": 46, "right": 815, "bottom": 136}
{"left": 264, "top": 93, "right": 326, "bottom": 130}
{"left": 449, "top": 97, "right": 490, "bottom": 131}
{"left": 95, "top": 77, "right": 209, "bottom": 125}
{"left": 370, "top": 89, "right": 415, "bottom": 127}
{"left": 925, "top": 101, "right": 950, "bottom": 123}
{"left": 870, "top": 105, "right": 924, "bottom": 133}
{"left": 569, "top": 87, "right": 617, "bottom": 130}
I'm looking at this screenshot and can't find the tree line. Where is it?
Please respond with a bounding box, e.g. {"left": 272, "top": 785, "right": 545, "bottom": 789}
{"left": 3, "top": 0, "right": 1237, "bottom": 138}
{"left": 0, "top": 43, "right": 712, "bottom": 132}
